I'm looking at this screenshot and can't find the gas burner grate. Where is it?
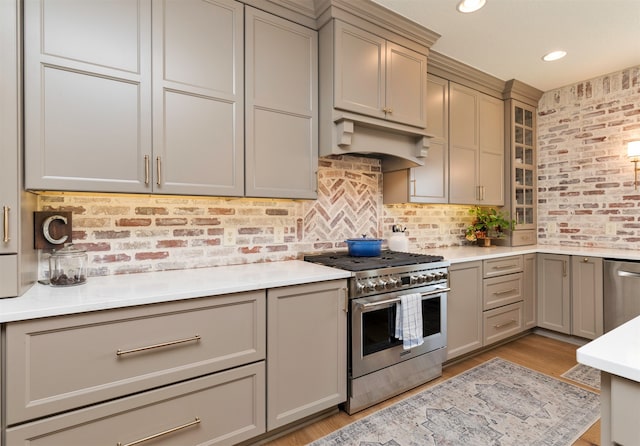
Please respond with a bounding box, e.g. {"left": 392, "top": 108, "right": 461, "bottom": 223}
{"left": 304, "top": 250, "right": 444, "bottom": 271}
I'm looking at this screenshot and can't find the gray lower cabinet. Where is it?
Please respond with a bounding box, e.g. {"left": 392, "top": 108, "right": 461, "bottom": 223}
{"left": 481, "top": 255, "right": 524, "bottom": 345}
{"left": 571, "top": 256, "right": 603, "bottom": 339}
{"left": 537, "top": 254, "right": 603, "bottom": 339}
{"left": 267, "top": 279, "right": 348, "bottom": 430}
{"left": 447, "top": 261, "right": 483, "bottom": 360}
{"left": 537, "top": 253, "right": 571, "bottom": 334}
{"left": 5, "top": 291, "right": 266, "bottom": 444}
{"left": 6, "top": 362, "right": 265, "bottom": 446}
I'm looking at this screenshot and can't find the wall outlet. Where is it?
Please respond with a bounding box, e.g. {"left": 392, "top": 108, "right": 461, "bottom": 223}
{"left": 274, "top": 226, "right": 284, "bottom": 244}
{"left": 547, "top": 222, "right": 556, "bottom": 234}
{"left": 224, "top": 228, "right": 236, "bottom": 246}
{"left": 605, "top": 223, "right": 617, "bottom": 235}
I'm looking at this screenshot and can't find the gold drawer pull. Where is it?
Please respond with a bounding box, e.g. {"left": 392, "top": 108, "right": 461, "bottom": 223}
{"left": 493, "top": 288, "right": 517, "bottom": 296}
{"left": 116, "top": 335, "right": 201, "bottom": 356}
{"left": 494, "top": 319, "right": 516, "bottom": 329}
{"left": 144, "top": 155, "right": 150, "bottom": 185}
{"left": 117, "top": 417, "right": 200, "bottom": 446}
{"left": 492, "top": 264, "right": 518, "bottom": 270}
{"left": 2, "top": 205, "right": 9, "bottom": 243}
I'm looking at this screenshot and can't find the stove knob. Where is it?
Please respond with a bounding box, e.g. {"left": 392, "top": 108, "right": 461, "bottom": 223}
{"left": 376, "top": 279, "right": 387, "bottom": 290}
{"left": 366, "top": 280, "right": 376, "bottom": 292}
{"left": 385, "top": 277, "right": 396, "bottom": 289}
{"left": 355, "top": 281, "right": 365, "bottom": 295}
{"left": 426, "top": 273, "right": 436, "bottom": 282}
{"left": 441, "top": 271, "right": 448, "bottom": 280}
{"left": 436, "top": 272, "right": 446, "bottom": 280}
{"left": 410, "top": 275, "right": 418, "bottom": 285}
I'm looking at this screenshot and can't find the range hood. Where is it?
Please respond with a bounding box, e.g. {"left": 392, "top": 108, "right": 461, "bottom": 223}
{"left": 321, "top": 115, "right": 432, "bottom": 172}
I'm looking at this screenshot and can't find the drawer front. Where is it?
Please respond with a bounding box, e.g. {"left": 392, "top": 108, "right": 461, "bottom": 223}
{"left": 512, "top": 230, "right": 536, "bottom": 246}
{"left": 483, "top": 272, "right": 523, "bottom": 310}
{"left": 6, "top": 291, "right": 265, "bottom": 424}
{"left": 483, "top": 302, "right": 523, "bottom": 345}
{"left": 483, "top": 255, "right": 523, "bottom": 278}
{"left": 6, "top": 362, "right": 266, "bottom": 446}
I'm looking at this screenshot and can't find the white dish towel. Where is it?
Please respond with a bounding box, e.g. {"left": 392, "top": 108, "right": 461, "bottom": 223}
{"left": 395, "top": 293, "right": 424, "bottom": 350}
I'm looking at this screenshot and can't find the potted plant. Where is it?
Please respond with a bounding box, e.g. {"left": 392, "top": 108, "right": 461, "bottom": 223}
{"left": 465, "top": 206, "right": 516, "bottom": 247}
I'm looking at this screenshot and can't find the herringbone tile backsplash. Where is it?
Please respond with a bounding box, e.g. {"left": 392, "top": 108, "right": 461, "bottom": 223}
{"left": 37, "top": 155, "right": 470, "bottom": 278}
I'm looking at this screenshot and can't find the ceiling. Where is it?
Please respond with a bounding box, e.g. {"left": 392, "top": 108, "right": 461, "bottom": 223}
{"left": 372, "top": 0, "right": 640, "bottom": 92}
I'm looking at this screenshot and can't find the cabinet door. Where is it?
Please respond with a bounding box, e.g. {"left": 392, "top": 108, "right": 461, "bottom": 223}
{"left": 522, "top": 253, "right": 537, "bottom": 329}
{"left": 385, "top": 42, "right": 427, "bottom": 128}
{"left": 571, "top": 256, "right": 603, "bottom": 339}
{"left": 24, "top": 0, "right": 152, "bottom": 193}
{"left": 0, "top": 0, "right": 19, "bottom": 254}
{"left": 447, "top": 261, "right": 483, "bottom": 360}
{"left": 449, "top": 83, "right": 479, "bottom": 204}
{"left": 409, "top": 74, "right": 448, "bottom": 203}
{"left": 333, "top": 21, "right": 385, "bottom": 120}
{"left": 267, "top": 280, "right": 347, "bottom": 430}
{"left": 245, "top": 7, "right": 318, "bottom": 199}
{"left": 478, "top": 94, "right": 505, "bottom": 205}
{"left": 152, "top": 0, "right": 244, "bottom": 196}
{"left": 537, "top": 253, "right": 571, "bottom": 334}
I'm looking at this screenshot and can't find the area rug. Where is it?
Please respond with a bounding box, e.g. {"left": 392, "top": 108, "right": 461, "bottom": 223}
{"left": 561, "top": 363, "right": 601, "bottom": 390}
{"left": 309, "top": 358, "right": 599, "bottom": 446}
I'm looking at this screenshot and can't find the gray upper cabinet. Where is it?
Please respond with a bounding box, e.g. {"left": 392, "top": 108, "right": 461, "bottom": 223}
{"left": 383, "top": 74, "right": 448, "bottom": 204}
{"left": 25, "top": 0, "right": 244, "bottom": 196}
{"left": 1, "top": 0, "right": 36, "bottom": 299}
{"left": 25, "top": 0, "right": 317, "bottom": 199}
{"left": 152, "top": 0, "right": 244, "bottom": 196}
{"left": 333, "top": 21, "right": 427, "bottom": 128}
{"left": 449, "top": 82, "right": 504, "bottom": 205}
{"left": 244, "top": 7, "right": 318, "bottom": 199}
{"left": 24, "top": 0, "right": 153, "bottom": 193}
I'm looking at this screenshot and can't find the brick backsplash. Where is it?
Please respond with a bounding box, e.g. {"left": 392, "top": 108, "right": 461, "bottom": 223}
{"left": 537, "top": 65, "right": 640, "bottom": 248}
{"left": 37, "top": 155, "right": 472, "bottom": 278}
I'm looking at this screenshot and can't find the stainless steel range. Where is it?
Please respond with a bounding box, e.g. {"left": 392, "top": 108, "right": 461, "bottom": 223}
{"left": 304, "top": 250, "right": 449, "bottom": 414}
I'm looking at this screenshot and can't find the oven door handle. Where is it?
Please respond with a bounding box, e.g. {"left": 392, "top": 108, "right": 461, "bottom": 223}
{"left": 356, "top": 286, "right": 450, "bottom": 310}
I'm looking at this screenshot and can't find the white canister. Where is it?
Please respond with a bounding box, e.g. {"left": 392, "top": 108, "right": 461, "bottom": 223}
{"left": 388, "top": 233, "right": 409, "bottom": 252}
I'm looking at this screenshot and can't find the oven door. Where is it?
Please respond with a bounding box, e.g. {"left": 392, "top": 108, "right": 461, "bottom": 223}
{"left": 350, "top": 285, "right": 448, "bottom": 379}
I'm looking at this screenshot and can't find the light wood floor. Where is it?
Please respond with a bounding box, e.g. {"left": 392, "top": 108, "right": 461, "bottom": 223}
{"left": 265, "top": 333, "right": 600, "bottom": 446}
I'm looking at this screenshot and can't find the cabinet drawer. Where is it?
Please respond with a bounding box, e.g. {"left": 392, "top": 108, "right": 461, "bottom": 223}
{"left": 483, "top": 302, "right": 523, "bottom": 345}
{"left": 483, "top": 272, "right": 523, "bottom": 310}
{"left": 512, "top": 230, "right": 536, "bottom": 246}
{"left": 483, "top": 255, "right": 523, "bottom": 278}
{"left": 6, "top": 291, "right": 265, "bottom": 424}
{"left": 6, "top": 362, "right": 266, "bottom": 446}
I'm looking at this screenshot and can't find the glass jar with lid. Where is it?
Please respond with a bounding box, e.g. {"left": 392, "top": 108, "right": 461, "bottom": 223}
{"left": 49, "top": 244, "right": 87, "bottom": 286}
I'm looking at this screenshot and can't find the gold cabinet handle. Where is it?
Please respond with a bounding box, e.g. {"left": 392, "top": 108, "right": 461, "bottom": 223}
{"left": 144, "top": 155, "right": 150, "bottom": 185}
{"left": 156, "top": 156, "right": 162, "bottom": 186}
{"left": 583, "top": 257, "right": 589, "bottom": 263}
{"left": 494, "top": 319, "right": 516, "bottom": 329}
{"left": 2, "top": 205, "right": 9, "bottom": 243}
{"left": 116, "top": 335, "right": 201, "bottom": 357}
{"left": 493, "top": 288, "right": 517, "bottom": 296}
{"left": 117, "top": 417, "right": 200, "bottom": 446}
{"left": 343, "top": 288, "right": 349, "bottom": 313}
{"left": 492, "top": 264, "right": 519, "bottom": 270}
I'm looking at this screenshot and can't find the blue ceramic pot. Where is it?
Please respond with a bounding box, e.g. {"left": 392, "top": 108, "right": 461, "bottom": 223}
{"left": 345, "top": 237, "right": 382, "bottom": 257}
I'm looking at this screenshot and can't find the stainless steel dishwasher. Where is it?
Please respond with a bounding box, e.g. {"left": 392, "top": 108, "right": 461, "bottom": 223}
{"left": 603, "top": 259, "right": 640, "bottom": 332}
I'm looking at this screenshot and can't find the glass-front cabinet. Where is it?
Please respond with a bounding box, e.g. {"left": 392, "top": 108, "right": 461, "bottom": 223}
{"left": 502, "top": 79, "right": 542, "bottom": 246}
{"left": 513, "top": 104, "right": 536, "bottom": 228}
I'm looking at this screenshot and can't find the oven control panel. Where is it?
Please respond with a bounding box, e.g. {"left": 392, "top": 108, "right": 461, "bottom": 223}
{"left": 351, "top": 265, "right": 449, "bottom": 297}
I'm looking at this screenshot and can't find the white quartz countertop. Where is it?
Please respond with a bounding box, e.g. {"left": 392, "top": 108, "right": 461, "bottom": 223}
{"left": 5, "top": 243, "right": 640, "bottom": 324}
{"left": 577, "top": 315, "right": 640, "bottom": 382}
{"left": 0, "top": 260, "right": 351, "bottom": 323}
{"left": 434, "top": 244, "right": 640, "bottom": 264}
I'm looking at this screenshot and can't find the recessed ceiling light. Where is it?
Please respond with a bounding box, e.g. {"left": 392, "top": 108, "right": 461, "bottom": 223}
{"left": 542, "top": 50, "right": 567, "bottom": 62}
{"left": 457, "top": 0, "right": 486, "bottom": 13}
